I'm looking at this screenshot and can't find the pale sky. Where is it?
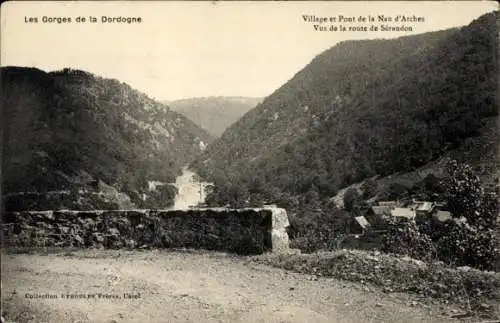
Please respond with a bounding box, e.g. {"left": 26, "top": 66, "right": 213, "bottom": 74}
{"left": 1, "top": 1, "right": 498, "bottom": 100}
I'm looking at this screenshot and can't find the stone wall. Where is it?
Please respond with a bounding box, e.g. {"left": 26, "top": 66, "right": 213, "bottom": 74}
{"left": 1, "top": 208, "right": 290, "bottom": 255}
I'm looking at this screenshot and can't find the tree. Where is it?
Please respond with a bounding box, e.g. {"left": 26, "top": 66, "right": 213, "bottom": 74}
{"left": 433, "top": 159, "right": 500, "bottom": 270}
{"left": 443, "top": 160, "right": 497, "bottom": 229}
{"left": 343, "top": 188, "right": 361, "bottom": 212}
{"left": 361, "top": 179, "right": 378, "bottom": 199}
{"left": 205, "top": 181, "right": 249, "bottom": 208}
{"left": 436, "top": 222, "right": 498, "bottom": 270}
{"left": 385, "top": 182, "right": 411, "bottom": 200}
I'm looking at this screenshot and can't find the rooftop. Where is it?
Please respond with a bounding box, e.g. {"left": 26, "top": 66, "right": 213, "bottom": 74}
{"left": 354, "top": 216, "right": 371, "bottom": 229}
{"left": 390, "top": 208, "right": 416, "bottom": 219}
{"left": 371, "top": 205, "right": 392, "bottom": 215}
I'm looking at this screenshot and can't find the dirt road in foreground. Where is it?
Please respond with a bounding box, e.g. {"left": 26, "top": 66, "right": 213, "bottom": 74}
{"left": 1, "top": 250, "right": 471, "bottom": 323}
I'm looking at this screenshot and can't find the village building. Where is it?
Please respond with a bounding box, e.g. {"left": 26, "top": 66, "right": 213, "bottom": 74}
{"left": 367, "top": 199, "right": 449, "bottom": 227}
{"left": 371, "top": 205, "right": 392, "bottom": 216}
{"left": 414, "top": 201, "right": 436, "bottom": 223}
{"left": 415, "top": 201, "right": 435, "bottom": 214}
{"left": 390, "top": 207, "right": 416, "bottom": 220}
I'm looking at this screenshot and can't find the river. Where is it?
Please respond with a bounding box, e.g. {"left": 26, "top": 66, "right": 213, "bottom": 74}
{"left": 172, "top": 167, "right": 211, "bottom": 209}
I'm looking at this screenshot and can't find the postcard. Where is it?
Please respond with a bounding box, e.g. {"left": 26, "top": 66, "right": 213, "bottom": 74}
{"left": 1, "top": 1, "right": 499, "bottom": 322}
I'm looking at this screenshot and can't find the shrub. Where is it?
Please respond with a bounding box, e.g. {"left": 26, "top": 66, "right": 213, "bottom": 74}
{"left": 343, "top": 188, "right": 361, "bottom": 212}
{"left": 361, "top": 179, "right": 378, "bottom": 199}
{"left": 410, "top": 174, "right": 446, "bottom": 200}
{"left": 204, "top": 181, "right": 249, "bottom": 208}
{"left": 423, "top": 174, "right": 445, "bottom": 195}
{"left": 288, "top": 202, "right": 351, "bottom": 253}
{"left": 436, "top": 222, "right": 498, "bottom": 270}
{"left": 442, "top": 160, "right": 497, "bottom": 228}
{"left": 381, "top": 219, "right": 436, "bottom": 261}
{"left": 387, "top": 182, "right": 411, "bottom": 200}
{"left": 290, "top": 230, "right": 335, "bottom": 253}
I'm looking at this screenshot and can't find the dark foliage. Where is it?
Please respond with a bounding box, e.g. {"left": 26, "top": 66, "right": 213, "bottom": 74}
{"left": 436, "top": 223, "right": 498, "bottom": 270}
{"left": 382, "top": 182, "right": 412, "bottom": 200}
{"left": 410, "top": 174, "right": 446, "bottom": 201}
{"left": 288, "top": 200, "right": 351, "bottom": 253}
{"left": 360, "top": 179, "right": 378, "bottom": 199}
{"left": 382, "top": 219, "right": 436, "bottom": 261}
{"left": 142, "top": 184, "right": 179, "bottom": 209}
{"left": 443, "top": 160, "right": 498, "bottom": 228}
{"left": 343, "top": 188, "right": 361, "bottom": 212}
{"left": 3, "top": 191, "right": 121, "bottom": 211}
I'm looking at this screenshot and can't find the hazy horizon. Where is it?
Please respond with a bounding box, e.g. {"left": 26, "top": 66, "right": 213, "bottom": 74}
{"left": 1, "top": 1, "right": 497, "bottom": 101}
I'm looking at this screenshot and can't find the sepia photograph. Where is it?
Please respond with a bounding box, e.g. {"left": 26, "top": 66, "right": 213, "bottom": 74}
{"left": 1, "top": 1, "right": 499, "bottom": 322}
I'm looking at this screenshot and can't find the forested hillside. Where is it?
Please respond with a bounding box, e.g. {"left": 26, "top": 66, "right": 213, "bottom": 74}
{"left": 166, "top": 97, "right": 262, "bottom": 137}
{"left": 193, "top": 12, "right": 498, "bottom": 207}
{"left": 2, "top": 67, "right": 212, "bottom": 210}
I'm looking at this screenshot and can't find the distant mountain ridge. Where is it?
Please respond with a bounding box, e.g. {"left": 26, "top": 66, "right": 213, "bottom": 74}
{"left": 2, "top": 67, "right": 213, "bottom": 210}
{"left": 193, "top": 12, "right": 498, "bottom": 206}
{"left": 165, "top": 96, "right": 262, "bottom": 137}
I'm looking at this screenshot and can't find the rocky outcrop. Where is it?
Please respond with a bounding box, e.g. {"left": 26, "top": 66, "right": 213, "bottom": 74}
{"left": 1, "top": 208, "right": 290, "bottom": 255}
